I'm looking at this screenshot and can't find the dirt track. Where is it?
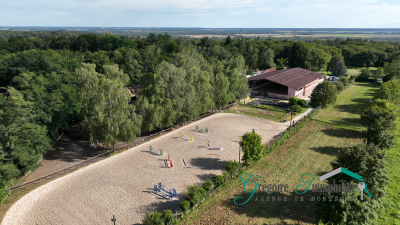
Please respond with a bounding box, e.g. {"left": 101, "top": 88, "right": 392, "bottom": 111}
{"left": 2, "top": 113, "right": 288, "bottom": 225}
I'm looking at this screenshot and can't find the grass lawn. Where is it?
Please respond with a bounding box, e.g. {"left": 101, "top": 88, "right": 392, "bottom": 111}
{"left": 225, "top": 104, "right": 308, "bottom": 122}
{"left": 375, "top": 111, "right": 400, "bottom": 224}
{"left": 347, "top": 68, "right": 361, "bottom": 76}
{"left": 178, "top": 121, "right": 363, "bottom": 225}
{"left": 317, "top": 82, "right": 380, "bottom": 124}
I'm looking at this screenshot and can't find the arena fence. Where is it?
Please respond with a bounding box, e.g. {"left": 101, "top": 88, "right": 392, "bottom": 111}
{"left": 7, "top": 104, "right": 238, "bottom": 194}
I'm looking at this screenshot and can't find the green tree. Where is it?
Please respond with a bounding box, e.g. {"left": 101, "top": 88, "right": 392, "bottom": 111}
{"left": 331, "top": 60, "right": 348, "bottom": 77}
{"left": 258, "top": 48, "right": 275, "bottom": 69}
{"left": 0, "top": 87, "right": 51, "bottom": 177}
{"left": 360, "top": 50, "right": 379, "bottom": 68}
{"left": 338, "top": 76, "right": 349, "bottom": 86}
{"left": 77, "top": 63, "right": 141, "bottom": 152}
{"left": 309, "top": 81, "right": 338, "bottom": 108}
{"left": 277, "top": 58, "right": 288, "bottom": 68}
{"left": 288, "top": 96, "right": 298, "bottom": 106}
{"left": 203, "top": 179, "right": 213, "bottom": 193}
{"left": 213, "top": 72, "right": 230, "bottom": 109}
{"left": 327, "top": 55, "right": 344, "bottom": 72}
{"left": 317, "top": 142, "right": 388, "bottom": 224}
{"left": 372, "top": 67, "right": 384, "bottom": 80}
{"left": 383, "top": 60, "right": 400, "bottom": 74}
{"left": 240, "top": 131, "right": 264, "bottom": 164}
{"left": 290, "top": 41, "right": 311, "bottom": 69}
{"left": 290, "top": 104, "right": 302, "bottom": 113}
{"left": 360, "top": 104, "right": 396, "bottom": 149}
{"left": 357, "top": 68, "right": 371, "bottom": 81}
{"left": 374, "top": 80, "right": 400, "bottom": 105}
{"left": 245, "top": 43, "right": 259, "bottom": 70}
{"left": 225, "top": 160, "right": 240, "bottom": 175}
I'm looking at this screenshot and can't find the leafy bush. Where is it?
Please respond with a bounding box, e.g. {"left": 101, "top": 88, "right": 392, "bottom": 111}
{"left": 240, "top": 132, "right": 264, "bottom": 164}
{"left": 288, "top": 96, "right": 298, "bottom": 106}
{"left": 356, "top": 68, "right": 371, "bottom": 81}
{"left": 203, "top": 179, "right": 213, "bottom": 193}
{"left": 187, "top": 186, "right": 206, "bottom": 207}
{"left": 309, "top": 81, "right": 338, "bottom": 108}
{"left": 212, "top": 175, "right": 225, "bottom": 187}
{"left": 224, "top": 160, "right": 240, "bottom": 175}
{"left": 291, "top": 104, "right": 302, "bottom": 113}
{"left": 180, "top": 200, "right": 190, "bottom": 212}
{"left": 298, "top": 99, "right": 308, "bottom": 107}
{"left": 336, "top": 83, "right": 344, "bottom": 91}
{"left": 143, "top": 209, "right": 173, "bottom": 225}
{"left": 161, "top": 209, "right": 173, "bottom": 224}
{"left": 338, "top": 76, "right": 349, "bottom": 86}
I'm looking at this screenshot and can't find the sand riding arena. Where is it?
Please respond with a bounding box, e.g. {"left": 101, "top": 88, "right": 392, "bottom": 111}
{"left": 2, "top": 113, "right": 288, "bottom": 225}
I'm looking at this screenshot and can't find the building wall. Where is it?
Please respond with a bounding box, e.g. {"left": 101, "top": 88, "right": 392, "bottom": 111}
{"left": 288, "top": 87, "right": 303, "bottom": 98}
{"left": 268, "top": 92, "right": 288, "bottom": 100}
{"left": 288, "top": 77, "right": 324, "bottom": 98}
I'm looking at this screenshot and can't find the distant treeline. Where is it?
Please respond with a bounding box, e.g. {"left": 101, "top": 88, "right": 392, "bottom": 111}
{"left": 2, "top": 28, "right": 400, "bottom": 38}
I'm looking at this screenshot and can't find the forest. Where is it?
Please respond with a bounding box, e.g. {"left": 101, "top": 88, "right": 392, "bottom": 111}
{"left": 1, "top": 31, "right": 400, "bottom": 200}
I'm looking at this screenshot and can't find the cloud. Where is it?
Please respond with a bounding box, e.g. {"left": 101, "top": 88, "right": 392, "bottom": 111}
{"left": 0, "top": 0, "right": 399, "bottom": 27}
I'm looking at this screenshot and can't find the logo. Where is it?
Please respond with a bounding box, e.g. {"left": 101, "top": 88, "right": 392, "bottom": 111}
{"left": 234, "top": 167, "right": 372, "bottom": 205}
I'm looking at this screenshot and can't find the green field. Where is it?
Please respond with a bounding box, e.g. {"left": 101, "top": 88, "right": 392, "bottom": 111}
{"left": 317, "top": 82, "right": 380, "bottom": 124}
{"left": 347, "top": 68, "right": 361, "bottom": 76}
{"left": 178, "top": 121, "right": 363, "bottom": 224}
{"left": 225, "top": 104, "right": 307, "bottom": 122}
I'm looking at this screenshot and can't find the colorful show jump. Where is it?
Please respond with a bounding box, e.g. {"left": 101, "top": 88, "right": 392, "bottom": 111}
{"left": 195, "top": 125, "right": 208, "bottom": 134}
{"left": 207, "top": 141, "right": 221, "bottom": 150}
{"left": 149, "top": 146, "right": 163, "bottom": 156}
{"left": 179, "top": 132, "right": 193, "bottom": 142}
{"left": 168, "top": 154, "right": 173, "bottom": 169}
{"left": 154, "top": 182, "right": 177, "bottom": 200}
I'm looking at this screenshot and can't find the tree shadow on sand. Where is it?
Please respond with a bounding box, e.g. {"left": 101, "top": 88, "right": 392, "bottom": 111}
{"left": 136, "top": 189, "right": 183, "bottom": 225}
{"left": 190, "top": 157, "right": 228, "bottom": 171}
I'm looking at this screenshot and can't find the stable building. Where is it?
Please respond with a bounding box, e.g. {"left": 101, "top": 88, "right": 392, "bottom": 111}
{"left": 248, "top": 67, "right": 325, "bottom": 99}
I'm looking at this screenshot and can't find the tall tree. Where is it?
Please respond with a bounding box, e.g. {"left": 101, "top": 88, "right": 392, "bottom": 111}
{"left": 258, "top": 48, "right": 275, "bottom": 70}
{"left": 240, "top": 131, "right": 264, "bottom": 165}
{"left": 331, "top": 60, "right": 348, "bottom": 77}
{"left": 374, "top": 80, "right": 400, "bottom": 105}
{"left": 0, "top": 87, "right": 51, "bottom": 176}
{"left": 372, "top": 67, "right": 384, "bottom": 80}
{"left": 309, "top": 81, "right": 338, "bottom": 107}
{"left": 77, "top": 63, "right": 141, "bottom": 151}
{"left": 360, "top": 103, "right": 396, "bottom": 149}
{"left": 290, "top": 41, "right": 311, "bottom": 69}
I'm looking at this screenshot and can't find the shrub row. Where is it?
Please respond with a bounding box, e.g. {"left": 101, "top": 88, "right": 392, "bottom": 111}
{"left": 142, "top": 209, "right": 173, "bottom": 225}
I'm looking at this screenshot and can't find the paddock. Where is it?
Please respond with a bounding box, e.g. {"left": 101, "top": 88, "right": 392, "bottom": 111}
{"left": 2, "top": 113, "right": 288, "bottom": 225}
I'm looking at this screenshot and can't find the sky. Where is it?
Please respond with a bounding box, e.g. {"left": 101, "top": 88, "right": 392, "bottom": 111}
{"left": 1, "top": 0, "right": 400, "bottom": 28}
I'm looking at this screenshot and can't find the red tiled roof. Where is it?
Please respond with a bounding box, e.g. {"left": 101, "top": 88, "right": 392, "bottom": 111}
{"left": 247, "top": 68, "right": 324, "bottom": 89}
{"left": 124, "top": 85, "right": 141, "bottom": 97}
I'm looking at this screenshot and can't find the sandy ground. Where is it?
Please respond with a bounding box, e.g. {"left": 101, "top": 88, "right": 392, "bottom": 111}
{"left": 23, "top": 128, "right": 158, "bottom": 182}
{"left": 3, "top": 113, "right": 290, "bottom": 225}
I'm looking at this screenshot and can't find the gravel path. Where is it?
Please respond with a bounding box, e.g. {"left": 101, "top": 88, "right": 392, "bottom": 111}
{"left": 2, "top": 113, "right": 288, "bottom": 225}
